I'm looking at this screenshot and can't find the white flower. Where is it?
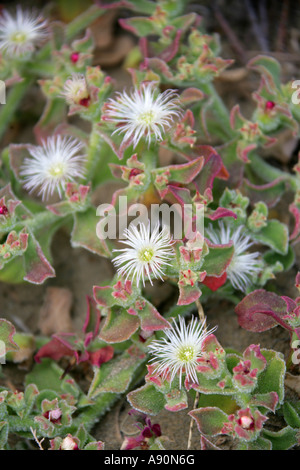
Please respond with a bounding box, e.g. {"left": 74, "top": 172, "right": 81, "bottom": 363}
{"left": 148, "top": 315, "right": 217, "bottom": 388}
{"left": 20, "top": 136, "right": 86, "bottom": 200}
{"left": 112, "top": 222, "right": 174, "bottom": 287}
{"left": 0, "top": 7, "right": 48, "bottom": 57}
{"left": 205, "top": 222, "right": 261, "bottom": 292}
{"left": 61, "top": 73, "right": 89, "bottom": 106}
{"left": 102, "top": 82, "right": 181, "bottom": 148}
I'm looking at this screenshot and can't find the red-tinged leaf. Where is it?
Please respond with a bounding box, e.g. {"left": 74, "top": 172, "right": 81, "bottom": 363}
{"left": 34, "top": 335, "right": 77, "bottom": 363}
{"left": 289, "top": 202, "right": 300, "bottom": 241}
{"left": 135, "top": 299, "right": 171, "bottom": 332}
{"left": 235, "top": 289, "right": 289, "bottom": 333}
{"left": 201, "top": 241, "right": 234, "bottom": 277}
{"left": 88, "top": 346, "right": 114, "bottom": 366}
{"left": 153, "top": 156, "right": 204, "bottom": 187}
{"left": 243, "top": 177, "right": 286, "bottom": 208}
{"left": 158, "top": 29, "right": 182, "bottom": 62}
{"left": 23, "top": 231, "right": 55, "bottom": 284}
{"left": 202, "top": 272, "right": 227, "bottom": 291}
{"left": 99, "top": 307, "right": 140, "bottom": 343}
{"left": 194, "top": 145, "right": 228, "bottom": 192}
{"left": 180, "top": 87, "right": 205, "bottom": 104}
{"left": 0, "top": 318, "right": 18, "bottom": 353}
{"left": 189, "top": 406, "right": 228, "bottom": 436}
{"left": 249, "top": 392, "right": 279, "bottom": 412}
{"left": 207, "top": 207, "right": 237, "bottom": 221}
{"left": 82, "top": 296, "right": 101, "bottom": 340}
{"left": 164, "top": 388, "right": 188, "bottom": 412}
{"left": 247, "top": 55, "right": 281, "bottom": 91}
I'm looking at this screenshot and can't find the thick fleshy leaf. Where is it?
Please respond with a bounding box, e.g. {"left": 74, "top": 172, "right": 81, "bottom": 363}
{"left": 202, "top": 241, "right": 234, "bottom": 277}
{"left": 99, "top": 307, "right": 140, "bottom": 343}
{"left": 257, "top": 349, "right": 286, "bottom": 405}
{"left": 247, "top": 55, "right": 281, "bottom": 90}
{"left": 235, "top": 290, "right": 288, "bottom": 333}
{"left": 0, "top": 318, "right": 18, "bottom": 353}
{"left": 262, "top": 426, "right": 298, "bottom": 450}
{"left": 71, "top": 207, "right": 111, "bottom": 257}
{"left": 251, "top": 219, "right": 288, "bottom": 255}
{"left": 127, "top": 383, "right": 166, "bottom": 416}
{"left": 88, "top": 348, "right": 145, "bottom": 397}
{"left": 189, "top": 406, "right": 228, "bottom": 436}
{"left": 23, "top": 230, "right": 55, "bottom": 284}
{"left": 164, "top": 387, "right": 188, "bottom": 412}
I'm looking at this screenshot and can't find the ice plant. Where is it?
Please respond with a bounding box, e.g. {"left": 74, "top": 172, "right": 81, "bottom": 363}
{"left": 112, "top": 222, "right": 174, "bottom": 287}
{"left": 102, "top": 82, "right": 181, "bottom": 148}
{"left": 0, "top": 7, "right": 48, "bottom": 57}
{"left": 148, "top": 315, "right": 217, "bottom": 388}
{"left": 205, "top": 222, "right": 261, "bottom": 292}
{"left": 61, "top": 73, "right": 90, "bottom": 106}
{"left": 20, "top": 136, "right": 86, "bottom": 200}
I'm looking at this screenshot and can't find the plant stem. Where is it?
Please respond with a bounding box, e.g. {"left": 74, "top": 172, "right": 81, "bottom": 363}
{"left": 200, "top": 81, "right": 234, "bottom": 139}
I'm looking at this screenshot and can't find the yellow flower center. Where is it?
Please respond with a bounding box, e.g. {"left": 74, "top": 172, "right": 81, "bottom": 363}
{"left": 49, "top": 163, "right": 65, "bottom": 178}
{"left": 139, "top": 247, "right": 154, "bottom": 262}
{"left": 178, "top": 346, "right": 195, "bottom": 363}
{"left": 11, "top": 31, "right": 27, "bottom": 43}
{"left": 138, "top": 110, "right": 155, "bottom": 125}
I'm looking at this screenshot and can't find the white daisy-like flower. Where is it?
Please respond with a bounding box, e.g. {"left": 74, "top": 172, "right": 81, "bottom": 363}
{"left": 205, "top": 222, "right": 261, "bottom": 292}
{"left": 102, "top": 82, "right": 181, "bottom": 148}
{"left": 0, "top": 7, "right": 48, "bottom": 57}
{"left": 112, "top": 222, "right": 174, "bottom": 287}
{"left": 61, "top": 73, "right": 89, "bottom": 106}
{"left": 20, "top": 136, "right": 86, "bottom": 200}
{"left": 148, "top": 315, "right": 217, "bottom": 388}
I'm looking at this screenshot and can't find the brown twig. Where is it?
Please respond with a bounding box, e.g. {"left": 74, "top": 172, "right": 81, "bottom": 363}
{"left": 30, "top": 427, "right": 45, "bottom": 450}
{"left": 187, "top": 391, "right": 199, "bottom": 450}
{"left": 244, "top": 0, "right": 269, "bottom": 52}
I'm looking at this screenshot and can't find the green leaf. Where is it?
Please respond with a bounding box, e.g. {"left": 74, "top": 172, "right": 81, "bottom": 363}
{"left": 189, "top": 406, "right": 228, "bottom": 436}
{"left": 25, "top": 359, "right": 78, "bottom": 394}
{"left": 99, "top": 307, "right": 140, "bottom": 343}
{"left": 88, "top": 350, "right": 145, "bottom": 398}
{"left": 0, "top": 319, "right": 18, "bottom": 354}
{"left": 257, "top": 349, "right": 286, "bottom": 405}
{"left": 263, "top": 245, "right": 295, "bottom": 271}
{"left": 202, "top": 243, "right": 234, "bottom": 277}
{"left": 71, "top": 207, "right": 111, "bottom": 257}
{"left": 262, "top": 426, "right": 298, "bottom": 450}
{"left": 0, "top": 421, "right": 8, "bottom": 449}
{"left": 127, "top": 383, "right": 166, "bottom": 415}
{"left": 282, "top": 401, "right": 300, "bottom": 428}
{"left": 251, "top": 219, "right": 289, "bottom": 255}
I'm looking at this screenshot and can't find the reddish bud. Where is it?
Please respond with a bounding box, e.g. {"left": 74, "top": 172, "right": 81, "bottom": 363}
{"left": 70, "top": 52, "right": 80, "bottom": 63}
{"left": 265, "top": 100, "right": 275, "bottom": 111}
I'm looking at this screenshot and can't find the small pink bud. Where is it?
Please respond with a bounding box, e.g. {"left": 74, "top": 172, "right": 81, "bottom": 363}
{"left": 265, "top": 100, "right": 275, "bottom": 111}
{"left": 0, "top": 205, "right": 8, "bottom": 216}
{"left": 70, "top": 52, "right": 80, "bottom": 63}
